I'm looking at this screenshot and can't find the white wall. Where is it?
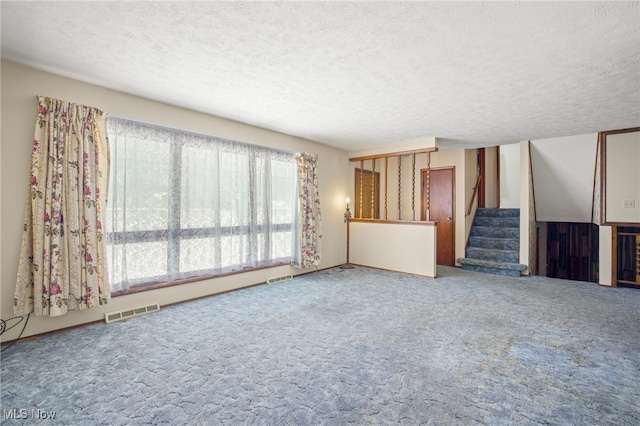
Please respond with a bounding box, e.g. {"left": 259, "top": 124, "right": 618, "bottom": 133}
{"left": 1, "top": 60, "right": 350, "bottom": 341}
{"left": 599, "top": 226, "right": 613, "bottom": 286}
{"left": 500, "top": 143, "right": 520, "bottom": 208}
{"left": 519, "top": 140, "right": 532, "bottom": 275}
{"left": 593, "top": 139, "right": 602, "bottom": 224}
{"left": 605, "top": 131, "right": 640, "bottom": 223}
{"left": 530, "top": 134, "right": 598, "bottom": 223}
{"left": 349, "top": 222, "right": 436, "bottom": 277}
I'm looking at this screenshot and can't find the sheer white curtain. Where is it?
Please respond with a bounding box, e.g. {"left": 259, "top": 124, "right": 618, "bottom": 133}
{"left": 106, "top": 118, "right": 297, "bottom": 292}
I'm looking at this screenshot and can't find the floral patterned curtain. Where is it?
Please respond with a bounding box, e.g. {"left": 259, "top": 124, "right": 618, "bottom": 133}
{"left": 14, "top": 96, "right": 110, "bottom": 317}
{"left": 293, "top": 153, "right": 322, "bottom": 268}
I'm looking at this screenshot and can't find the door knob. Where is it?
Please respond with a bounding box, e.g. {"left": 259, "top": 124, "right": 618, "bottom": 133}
{"left": 447, "top": 216, "right": 452, "bottom": 220}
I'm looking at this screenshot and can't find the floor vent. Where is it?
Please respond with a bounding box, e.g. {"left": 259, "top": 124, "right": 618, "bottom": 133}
{"left": 266, "top": 274, "right": 293, "bottom": 284}
{"left": 105, "top": 303, "right": 160, "bottom": 324}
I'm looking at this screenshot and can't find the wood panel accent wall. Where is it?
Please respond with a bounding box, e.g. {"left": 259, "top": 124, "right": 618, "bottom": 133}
{"left": 547, "top": 222, "right": 599, "bottom": 283}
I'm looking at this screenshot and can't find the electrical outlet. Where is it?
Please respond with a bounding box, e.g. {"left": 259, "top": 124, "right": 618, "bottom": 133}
{"left": 623, "top": 200, "right": 636, "bottom": 208}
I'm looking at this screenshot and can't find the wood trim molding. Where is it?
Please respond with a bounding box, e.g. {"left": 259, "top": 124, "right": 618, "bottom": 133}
{"left": 349, "top": 147, "right": 438, "bottom": 162}
{"left": 528, "top": 141, "right": 537, "bottom": 223}
{"left": 599, "top": 127, "right": 640, "bottom": 136}
{"left": 591, "top": 136, "right": 600, "bottom": 224}
{"left": 599, "top": 131, "right": 606, "bottom": 225}
{"left": 348, "top": 263, "right": 436, "bottom": 279}
{"left": 599, "top": 127, "right": 640, "bottom": 226}
{"left": 477, "top": 148, "right": 485, "bottom": 208}
{"left": 111, "top": 262, "right": 290, "bottom": 297}
{"left": 601, "top": 221, "right": 640, "bottom": 227}
{"left": 349, "top": 218, "right": 437, "bottom": 226}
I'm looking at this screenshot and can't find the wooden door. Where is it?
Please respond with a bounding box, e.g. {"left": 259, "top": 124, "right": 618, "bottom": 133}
{"left": 421, "top": 168, "right": 455, "bottom": 266}
{"left": 355, "top": 168, "right": 380, "bottom": 218}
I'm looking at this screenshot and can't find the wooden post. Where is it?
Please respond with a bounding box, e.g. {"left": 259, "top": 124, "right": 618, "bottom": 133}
{"left": 371, "top": 159, "right": 376, "bottom": 219}
{"left": 411, "top": 153, "right": 416, "bottom": 221}
{"left": 426, "top": 152, "right": 431, "bottom": 221}
{"left": 384, "top": 156, "right": 388, "bottom": 220}
{"left": 397, "top": 155, "right": 402, "bottom": 220}
{"left": 359, "top": 159, "right": 364, "bottom": 219}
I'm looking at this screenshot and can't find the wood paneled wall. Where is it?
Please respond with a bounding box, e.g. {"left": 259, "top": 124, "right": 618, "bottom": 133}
{"left": 547, "top": 222, "right": 599, "bottom": 283}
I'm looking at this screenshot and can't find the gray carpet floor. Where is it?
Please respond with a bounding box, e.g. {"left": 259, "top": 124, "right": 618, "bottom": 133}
{"left": 1, "top": 266, "right": 639, "bottom": 425}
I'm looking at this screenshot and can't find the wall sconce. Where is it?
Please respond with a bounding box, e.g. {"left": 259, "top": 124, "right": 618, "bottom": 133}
{"left": 344, "top": 197, "right": 352, "bottom": 223}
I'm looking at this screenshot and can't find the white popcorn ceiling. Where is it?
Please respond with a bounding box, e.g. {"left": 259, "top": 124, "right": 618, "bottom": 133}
{"left": 1, "top": 1, "right": 639, "bottom": 151}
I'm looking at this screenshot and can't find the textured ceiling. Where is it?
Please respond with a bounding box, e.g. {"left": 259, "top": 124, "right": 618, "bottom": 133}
{"left": 1, "top": 1, "right": 639, "bottom": 151}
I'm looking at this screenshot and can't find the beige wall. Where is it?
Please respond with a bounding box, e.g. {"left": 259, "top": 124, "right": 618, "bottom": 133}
{"left": 600, "top": 130, "right": 640, "bottom": 286}
{"left": 1, "top": 60, "right": 350, "bottom": 341}
{"left": 500, "top": 143, "right": 521, "bottom": 208}
{"left": 605, "top": 131, "right": 640, "bottom": 223}
{"left": 484, "top": 146, "right": 499, "bottom": 208}
{"left": 349, "top": 222, "right": 436, "bottom": 277}
{"left": 599, "top": 225, "right": 613, "bottom": 286}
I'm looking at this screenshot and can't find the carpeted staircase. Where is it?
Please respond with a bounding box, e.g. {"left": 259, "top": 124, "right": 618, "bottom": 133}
{"left": 457, "top": 208, "right": 527, "bottom": 277}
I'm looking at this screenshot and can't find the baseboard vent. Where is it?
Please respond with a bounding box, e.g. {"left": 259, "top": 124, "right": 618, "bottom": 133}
{"left": 105, "top": 303, "right": 160, "bottom": 324}
{"left": 266, "top": 274, "right": 293, "bottom": 284}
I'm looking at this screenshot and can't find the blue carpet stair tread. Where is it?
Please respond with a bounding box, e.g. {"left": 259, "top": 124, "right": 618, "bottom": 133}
{"left": 476, "top": 208, "right": 519, "bottom": 217}
{"left": 457, "top": 257, "right": 527, "bottom": 271}
{"left": 466, "top": 247, "right": 520, "bottom": 263}
{"left": 474, "top": 216, "right": 519, "bottom": 228}
{"left": 458, "top": 208, "right": 526, "bottom": 277}
{"left": 468, "top": 236, "right": 519, "bottom": 251}
{"left": 471, "top": 226, "right": 519, "bottom": 239}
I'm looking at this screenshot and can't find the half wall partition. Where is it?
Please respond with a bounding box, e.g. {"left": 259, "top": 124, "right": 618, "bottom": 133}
{"left": 347, "top": 148, "right": 438, "bottom": 278}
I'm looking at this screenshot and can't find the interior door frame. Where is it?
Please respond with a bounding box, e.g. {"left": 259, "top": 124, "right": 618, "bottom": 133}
{"left": 477, "top": 148, "right": 486, "bottom": 208}
{"left": 421, "top": 166, "right": 456, "bottom": 265}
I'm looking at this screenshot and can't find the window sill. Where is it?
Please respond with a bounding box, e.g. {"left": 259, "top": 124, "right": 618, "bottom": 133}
{"left": 111, "top": 261, "right": 291, "bottom": 297}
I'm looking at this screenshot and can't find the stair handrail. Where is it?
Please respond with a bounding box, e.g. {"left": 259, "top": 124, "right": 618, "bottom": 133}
{"left": 466, "top": 174, "right": 482, "bottom": 216}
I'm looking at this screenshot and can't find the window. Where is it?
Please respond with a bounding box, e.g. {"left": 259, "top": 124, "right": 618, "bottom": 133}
{"left": 106, "top": 118, "right": 298, "bottom": 292}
